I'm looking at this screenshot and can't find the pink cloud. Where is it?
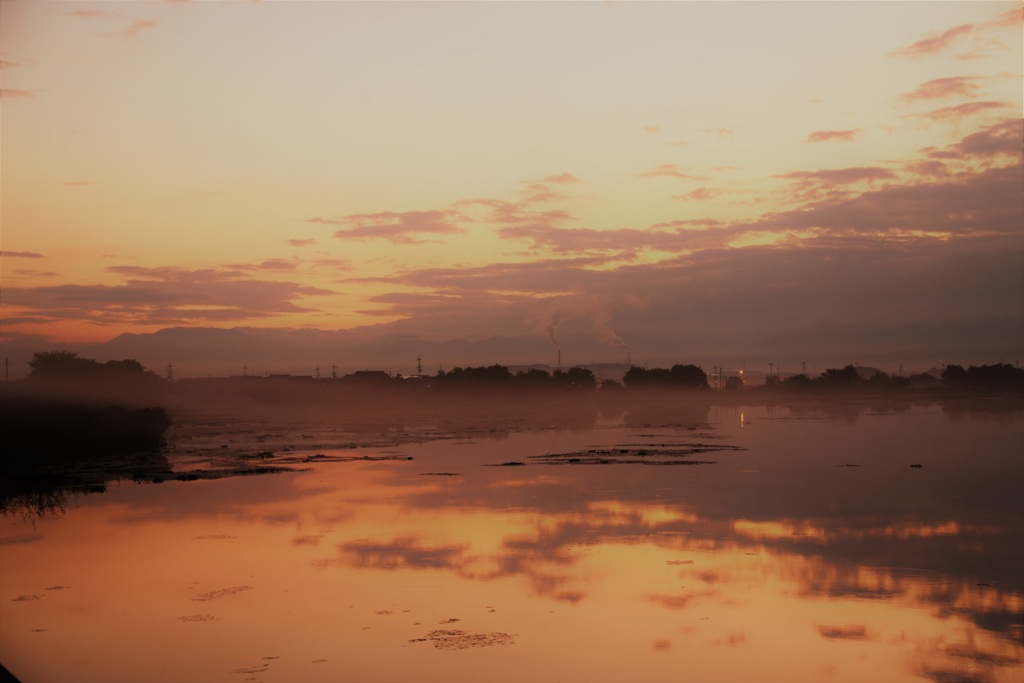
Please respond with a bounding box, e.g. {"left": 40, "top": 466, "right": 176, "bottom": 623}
{"left": 638, "top": 164, "right": 705, "bottom": 181}
{"left": 643, "top": 124, "right": 661, "bottom": 135}
{"left": 890, "top": 23, "right": 975, "bottom": 58}
{"left": 777, "top": 167, "right": 896, "bottom": 185}
{"left": 498, "top": 225, "right": 662, "bottom": 255}
{"left": 454, "top": 198, "right": 576, "bottom": 233}
{"left": 744, "top": 163, "right": 1021, "bottom": 238}
{"left": 12, "top": 269, "right": 60, "bottom": 279}
{"left": 3, "top": 265, "right": 334, "bottom": 326}
{"left": 0, "top": 89, "right": 35, "bottom": 99}
{"left": 903, "top": 77, "right": 984, "bottom": 102}
{"left": 988, "top": 7, "right": 1022, "bottom": 28}
{"left": 287, "top": 238, "right": 318, "bottom": 247}
{"left": 910, "top": 101, "right": 1008, "bottom": 122}
{"left": 673, "top": 187, "right": 721, "bottom": 201}
{"left": 1, "top": 251, "right": 45, "bottom": 259}
{"left": 890, "top": 8, "right": 1020, "bottom": 60}
{"left": 806, "top": 130, "right": 859, "bottom": 143}
{"left": 0, "top": 56, "right": 28, "bottom": 70}
{"left": 311, "top": 210, "right": 465, "bottom": 244}
{"left": 520, "top": 182, "right": 566, "bottom": 204}
{"left": 543, "top": 172, "right": 579, "bottom": 185}
{"left": 121, "top": 19, "right": 160, "bottom": 39}
{"left": 901, "top": 160, "right": 951, "bottom": 179}
{"left": 70, "top": 10, "right": 113, "bottom": 20}
{"left": 942, "top": 119, "right": 1022, "bottom": 159}
{"left": 242, "top": 259, "right": 298, "bottom": 273}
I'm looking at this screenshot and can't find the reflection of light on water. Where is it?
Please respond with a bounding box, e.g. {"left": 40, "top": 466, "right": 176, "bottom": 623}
{"left": 3, "top": 403, "right": 1022, "bottom": 683}
{"left": 585, "top": 500, "right": 697, "bottom": 527}
{"left": 733, "top": 519, "right": 827, "bottom": 541}
{"left": 733, "top": 520, "right": 963, "bottom": 543}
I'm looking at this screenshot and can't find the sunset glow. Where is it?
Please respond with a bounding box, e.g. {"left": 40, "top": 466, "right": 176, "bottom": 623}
{"left": 1, "top": 1, "right": 1021, "bottom": 374}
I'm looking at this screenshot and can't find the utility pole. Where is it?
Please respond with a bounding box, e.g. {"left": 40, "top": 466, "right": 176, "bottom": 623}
{"left": 331, "top": 364, "right": 337, "bottom": 379}
{"left": 315, "top": 366, "right": 320, "bottom": 380}
{"left": 243, "top": 364, "right": 248, "bottom": 377}
{"left": 417, "top": 356, "right": 422, "bottom": 376}
{"left": 166, "top": 363, "right": 174, "bottom": 382}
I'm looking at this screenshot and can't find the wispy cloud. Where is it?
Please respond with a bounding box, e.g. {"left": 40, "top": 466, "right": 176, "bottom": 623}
{"left": 701, "top": 128, "right": 735, "bottom": 141}
{"left": 909, "top": 101, "right": 1008, "bottom": 123}
{"left": 69, "top": 10, "right": 115, "bottom": 20}
{"left": 638, "top": 164, "right": 705, "bottom": 181}
{"left": 4, "top": 266, "right": 334, "bottom": 326}
{"left": 310, "top": 210, "right": 465, "bottom": 244}
{"left": 778, "top": 167, "right": 896, "bottom": 185}
{"left": 643, "top": 124, "right": 661, "bottom": 135}
{"left": 0, "top": 89, "right": 36, "bottom": 99}
{"left": 673, "top": 187, "right": 722, "bottom": 201}
{"left": 0, "top": 55, "right": 30, "bottom": 70}
{"left": 938, "top": 118, "right": 1023, "bottom": 160}
{"left": 543, "top": 172, "right": 579, "bottom": 185}
{"left": 903, "top": 77, "right": 984, "bottom": 102}
{"left": 1, "top": 251, "right": 45, "bottom": 259}
{"left": 66, "top": 180, "right": 96, "bottom": 186}
{"left": 229, "top": 258, "right": 300, "bottom": 273}
{"left": 890, "top": 7, "right": 1022, "bottom": 60}
{"left": 806, "top": 129, "right": 860, "bottom": 143}
{"left": 118, "top": 19, "right": 160, "bottom": 39}
{"left": 890, "top": 23, "right": 976, "bottom": 59}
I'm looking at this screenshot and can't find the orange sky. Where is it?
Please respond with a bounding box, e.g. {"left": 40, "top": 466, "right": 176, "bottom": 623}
{"left": 1, "top": 1, "right": 1022, "bottom": 374}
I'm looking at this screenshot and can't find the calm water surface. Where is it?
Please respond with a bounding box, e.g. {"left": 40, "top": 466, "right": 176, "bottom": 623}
{"left": 2, "top": 400, "right": 1022, "bottom": 682}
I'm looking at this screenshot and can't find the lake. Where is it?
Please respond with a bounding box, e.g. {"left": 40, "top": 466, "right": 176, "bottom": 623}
{"left": 2, "top": 396, "right": 1022, "bottom": 682}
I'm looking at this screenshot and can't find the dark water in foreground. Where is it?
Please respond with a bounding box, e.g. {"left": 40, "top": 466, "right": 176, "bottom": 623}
{"left": 2, "top": 399, "right": 1022, "bottom": 682}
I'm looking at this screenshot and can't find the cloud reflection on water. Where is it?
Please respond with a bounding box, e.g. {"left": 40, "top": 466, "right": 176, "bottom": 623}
{"left": 2, "top": 399, "right": 1021, "bottom": 682}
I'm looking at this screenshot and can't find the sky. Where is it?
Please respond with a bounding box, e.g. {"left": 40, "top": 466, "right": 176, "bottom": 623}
{"left": 1, "top": 1, "right": 1022, "bottom": 375}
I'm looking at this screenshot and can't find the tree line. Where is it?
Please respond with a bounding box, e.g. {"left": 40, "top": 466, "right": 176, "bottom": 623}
{"left": 16, "top": 352, "right": 1024, "bottom": 395}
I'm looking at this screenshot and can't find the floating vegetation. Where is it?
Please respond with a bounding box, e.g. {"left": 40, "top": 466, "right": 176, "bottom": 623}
{"left": 411, "top": 629, "right": 517, "bottom": 650}
{"left": 192, "top": 585, "right": 254, "bottom": 602}
{"left": 816, "top": 625, "right": 868, "bottom": 640}
{"left": 524, "top": 442, "right": 742, "bottom": 466}
{"left": 228, "top": 666, "right": 268, "bottom": 675}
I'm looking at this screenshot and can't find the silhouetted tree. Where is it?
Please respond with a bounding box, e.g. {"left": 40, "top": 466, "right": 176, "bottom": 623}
{"left": 599, "top": 378, "right": 624, "bottom": 392}
{"left": 669, "top": 364, "right": 709, "bottom": 389}
{"left": 28, "top": 351, "right": 95, "bottom": 378}
{"left": 818, "top": 365, "right": 861, "bottom": 387}
{"left": 564, "top": 366, "right": 597, "bottom": 391}
{"left": 724, "top": 375, "right": 745, "bottom": 390}
{"left": 782, "top": 373, "right": 813, "bottom": 388}
{"left": 623, "top": 364, "right": 709, "bottom": 390}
